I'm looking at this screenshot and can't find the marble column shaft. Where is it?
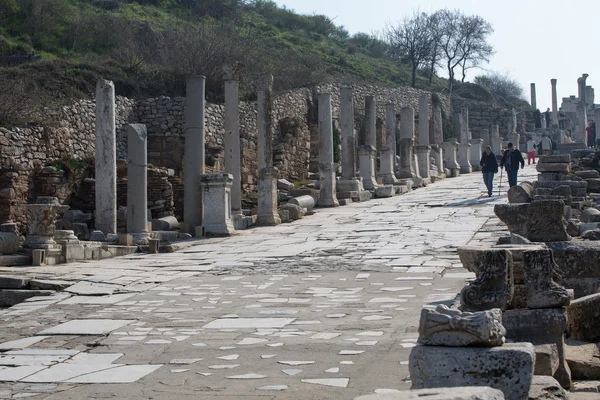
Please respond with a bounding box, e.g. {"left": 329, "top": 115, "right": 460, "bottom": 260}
{"left": 364, "top": 96, "right": 377, "bottom": 148}
{"left": 340, "top": 86, "right": 357, "bottom": 180}
{"left": 95, "top": 79, "right": 117, "bottom": 235}
{"left": 184, "top": 76, "right": 206, "bottom": 232}
{"left": 530, "top": 83, "right": 537, "bottom": 110}
{"left": 577, "top": 75, "right": 589, "bottom": 144}
{"left": 551, "top": 79, "right": 559, "bottom": 127}
{"left": 469, "top": 138, "right": 483, "bottom": 172}
{"left": 398, "top": 107, "right": 417, "bottom": 179}
{"left": 386, "top": 102, "right": 396, "bottom": 161}
{"left": 418, "top": 94, "right": 429, "bottom": 146}
{"left": 126, "top": 124, "right": 150, "bottom": 242}
{"left": 359, "top": 95, "right": 378, "bottom": 190}
{"left": 318, "top": 93, "right": 339, "bottom": 207}
{"left": 432, "top": 103, "right": 444, "bottom": 145}
{"left": 223, "top": 66, "right": 242, "bottom": 218}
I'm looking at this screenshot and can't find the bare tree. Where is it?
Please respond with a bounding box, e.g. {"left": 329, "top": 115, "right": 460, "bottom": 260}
{"left": 426, "top": 10, "right": 444, "bottom": 84}
{"left": 386, "top": 11, "right": 434, "bottom": 88}
{"left": 457, "top": 15, "right": 494, "bottom": 82}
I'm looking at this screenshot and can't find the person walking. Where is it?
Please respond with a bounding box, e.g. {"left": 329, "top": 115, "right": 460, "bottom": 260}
{"left": 500, "top": 142, "right": 525, "bottom": 188}
{"left": 480, "top": 145, "right": 498, "bottom": 197}
{"left": 526, "top": 137, "right": 537, "bottom": 165}
{"left": 587, "top": 123, "right": 593, "bottom": 148}
{"left": 539, "top": 133, "right": 553, "bottom": 156}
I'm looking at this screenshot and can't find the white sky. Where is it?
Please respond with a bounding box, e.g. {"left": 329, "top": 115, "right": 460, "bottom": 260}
{"left": 274, "top": 0, "right": 599, "bottom": 110}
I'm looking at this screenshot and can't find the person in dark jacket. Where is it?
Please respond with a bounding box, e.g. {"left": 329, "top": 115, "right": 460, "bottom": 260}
{"left": 500, "top": 142, "right": 525, "bottom": 188}
{"left": 480, "top": 145, "right": 499, "bottom": 196}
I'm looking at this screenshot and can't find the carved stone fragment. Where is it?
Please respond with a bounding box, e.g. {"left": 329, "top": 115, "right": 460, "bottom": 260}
{"left": 523, "top": 249, "right": 573, "bottom": 309}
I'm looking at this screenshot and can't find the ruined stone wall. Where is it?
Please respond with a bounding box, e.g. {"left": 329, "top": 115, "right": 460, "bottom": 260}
{"left": 452, "top": 98, "right": 528, "bottom": 139}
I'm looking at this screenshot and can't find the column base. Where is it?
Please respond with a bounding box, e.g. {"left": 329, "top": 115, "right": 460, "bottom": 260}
{"left": 319, "top": 162, "right": 339, "bottom": 208}
{"left": 233, "top": 214, "right": 254, "bottom": 230}
{"left": 256, "top": 167, "right": 281, "bottom": 227}
{"left": 358, "top": 145, "right": 378, "bottom": 190}
{"left": 199, "top": 173, "right": 236, "bottom": 236}
{"left": 131, "top": 232, "right": 151, "bottom": 245}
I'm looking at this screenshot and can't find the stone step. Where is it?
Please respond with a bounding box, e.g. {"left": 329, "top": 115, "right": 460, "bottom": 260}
{"left": 0, "top": 289, "right": 55, "bottom": 307}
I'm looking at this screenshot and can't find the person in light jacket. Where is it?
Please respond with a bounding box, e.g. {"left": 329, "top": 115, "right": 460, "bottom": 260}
{"left": 500, "top": 142, "right": 525, "bottom": 188}
{"left": 480, "top": 145, "right": 499, "bottom": 197}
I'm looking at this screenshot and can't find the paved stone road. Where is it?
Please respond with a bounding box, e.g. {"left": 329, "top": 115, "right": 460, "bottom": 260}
{"left": 0, "top": 166, "right": 538, "bottom": 399}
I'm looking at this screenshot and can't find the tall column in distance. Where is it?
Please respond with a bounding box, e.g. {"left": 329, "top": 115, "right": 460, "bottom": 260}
{"left": 223, "top": 64, "right": 243, "bottom": 225}
{"left": 530, "top": 83, "right": 537, "bottom": 110}
{"left": 184, "top": 76, "right": 206, "bottom": 234}
{"left": 340, "top": 86, "right": 357, "bottom": 181}
{"left": 95, "top": 79, "right": 117, "bottom": 235}
{"left": 551, "top": 79, "right": 559, "bottom": 128}
{"left": 431, "top": 102, "right": 444, "bottom": 145}
{"left": 415, "top": 94, "right": 431, "bottom": 182}
{"left": 576, "top": 74, "right": 589, "bottom": 144}
{"left": 359, "top": 96, "right": 378, "bottom": 190}
{"left": 364, "top": 96, "right": 377, "bottom": 148}
{"left": 318, "top": 93, "right": 339, "bottom": 207}
{"left": 379, "top": 102, "right": 398, "bottom": 185}
{"left": 126, "top": 124, "right": 150, "bottom": 244}
{"left": 386, "top": 102, "right": 396, "bottom": 164}
{"left": 256, "top": 75, "right": 281, "bottom": 226}
{"left": 397, "top": 106, "right": 417, "bottom": 180}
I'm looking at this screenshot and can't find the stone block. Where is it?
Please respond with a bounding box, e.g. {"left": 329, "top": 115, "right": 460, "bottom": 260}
{"left": 581, "top": 208, "right": 600, "bottom": 223}
{"left": 581, "top": 229, "right": 600, "bottom": 240}
{"left": 539, "top": 155, "right": 571, "bottom": 164}
{"left": 575, "top": 170, "right": 600, "bottom": 179}
{"left": 547, "top": 241, "right": 600, "bottom": 298}
{"left": 522, "top": 249, "right": 572, "bottom": 309}
{"left": 89, "top": 230, "right": 107, "bottom": 242}
{"left": 288, "top": 195, "right": 315, "bottom": 211}
{"left": 409, "top": 343, "right": 535, "bottom": 400}
{"left": 502, "top": 308, "right": 571, "bottom": 388}
{"left": 72, "top": 223, "right": 89, "bottom": 241}
{"left": 337, "top": 190, "right": 359, "bottom": 200}
{"left": 567, "top": 293, "right": 600, "bottom": 342}
{"left": 0, "top": 289, "right": 54, "bottom": 307}
{"left": 528, "top": 376, "right": 568, "bottom": 400}
{"left": 354, "top": 387, "right": 505, "bottom": 400}
{"left": 565, "top": 340, "right": 600, "bottom": 380}
{"left": 527, "top": 200, "right": 570, "bottom": 242}
{"left": 32, "top": 249, "right": 45, "bottom": 266}
{"left": 151, "top": 216, "right": 179, "bottom": 231}
{"left": 537, "top": 163, "right": 570, "bottom": 174}
{"left": 119, "top": 234, "right": 133, "bottom": 246}
{"left": 375, "top": 185, "right": 395, "bottom": 198}
{"left": 0, "top": 276, "right": 30, "bottom": 289}
{"left": 0, "top": 232, "right": 20, "bottom": 255}
{"left": 279, "top": 203, "right": 304, "bottom": 221}
{"left": 277, "top": 179, "right": 294, "bottom": 191}
{"left": 534, "top": 344, "right": 559, "bottom": 376}
{"left": 338, "top": 199, "right": 352, "bottom": 206}
{"left": 148, "top": 239, "right": 160, "bottom": 254}
{"left": 337, "top": 179, "right": 362, "bottom": 192}
{"left": 507, "top": 182, "right": 533, "bottom": 204}
{"left": 585, "top": 178, "right": 600, "bottom": 193}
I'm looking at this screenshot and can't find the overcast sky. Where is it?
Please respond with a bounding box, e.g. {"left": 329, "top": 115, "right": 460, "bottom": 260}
{"left": 274, "top": 0, "right": 598, "bottom": 110}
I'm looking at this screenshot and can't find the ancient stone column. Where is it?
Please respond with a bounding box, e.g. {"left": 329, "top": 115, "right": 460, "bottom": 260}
{"left": 359, "top": 96, "right": 378, "bottom": 190}
{"left": 530, "top": 83, "right": 537, "bottom": 110}
{"left": 199, "top": 174, "right": 235, "bottom": 236}
{"left": 256, "top": 75, "right": 280, "bottom": 226}
{"left": 126, "top": 124, "right": 150, "bottom": 244}
{"left": 441, "top": 141, "right": 460, "bottom": 177}
{"left": 469, "top": 138, "right": 484, "bottom": 172}
{"left": 379, "top": 102, "right": 398, "bottom": 185}
{"left": 481, "top": 128, "right": 491, "bottom": 148}
{"left": 457, "top": 142, "right": 472, "bottom": 174}
{"left": 223, "top": 64, "right": 243, "bottom": 226}
{"left": 576, "top": 74, "right": 589, "bottom": 144}
{"left": 397, "top": 107, "right": 417, "bottom": 180}
{"left": 454, "top": 108, "right": 470, "bottom": 143}
{"left": 183, "top": 76, "right": 206, "bottom": 234}
{"left": 318, "top": 93, "right": 339, "bottom": 207}
{"left": 432, "top": 102, "right": 444, "bottom": 145}
{"left": 340, "top": 86, "right": 357, "bottom": 181}
{"left": 551, "top": 79, "right": 559, "bottom": 128}
{"left": 491, "top": 125, "right": 502, "bottom": 154}
{"left": 415, "top": 95, "right": 431, "bottom": 182}
{"left": 95, "top": 79, "right": 117, "bottom": 235}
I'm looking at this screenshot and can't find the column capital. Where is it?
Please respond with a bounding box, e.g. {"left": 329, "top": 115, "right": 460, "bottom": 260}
{"left": 551, "top": 78, "right": 557, "bottom": 85}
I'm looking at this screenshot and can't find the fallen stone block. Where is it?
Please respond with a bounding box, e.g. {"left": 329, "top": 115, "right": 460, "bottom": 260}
{"left": 279, "top": 203, "right": 304, "bottom": 221}
{"left": 522, "top": 249, "right": 572, "bottom": 309}
{"left": 409, "top": 343, "right": 535, "bottom": 400}
{"left": 539, "top": 155, "right": 571, "bottom": 164}
{"left": 29, "top": 279, "right": 72, "bottom": 291}
{"left": 575, "top": 170, "right": 600, "bottom": 179}
{"left": 354, "top": 387, "right": 505, "bottom": 400}
{"left": 375, "top": 185, "right": 395, "bottom": 198}
{"left": 338, "top": 199, "right": 352, "bottom": 206}
{"left": 0, "top": 232, "right": 20, "bottom": 255}
{"left": 151, "top": 216, "right": 179, "bottom": 231}
{"left": 581, "top": 208, "right": 600, "bottom": 223}
{"left": 89, "top": 230, "right": 107, "bottom": 242}
{"left": 565, "top": 340, "right": 600, "bottom": 380}
{"left": 528, "top": 376, "right": 568, "bottom": 400}
{"left": 526, "top": 200, "right": 570, "bottom": 242}
{"left": 537, "top": 163, "right": 570, "bottom": 173}
{"left": 0, "top": 276, "right": 30, "bottom": 289}
{"left": 508, "top": 182, "right": 534, "bottom": 204}
{"left": 535, "top": 344, "right": 559, "bottom": 376}
{"left": 277, "top": 179, "right": 294, "bottom": 191}
{"left": 288, "top": 195, "right": 315, "bottom": 211}
{"left": 581, "top": 230, "right": 600, "bottom": 240}
{"left": 586, "top": 178, "right": 600, "bottom": 193}
{"left": 0, "top": 290, "right": 54, "bottom": 307}
{"left": 567, "top": 293, "right": 600, "bottom": 342}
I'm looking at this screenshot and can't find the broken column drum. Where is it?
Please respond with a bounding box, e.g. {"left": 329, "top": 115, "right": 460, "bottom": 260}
{"left": 126, "top": 124, "right": 151, "bottom": 244}
{"left": 183, "top": 76, "right": 206, "bottom": 233}
{"left": 95, "top": 79, "right": 117, "bottom": 235}
{"left": 318, "top": 93, "right": 339, "bottom": 207}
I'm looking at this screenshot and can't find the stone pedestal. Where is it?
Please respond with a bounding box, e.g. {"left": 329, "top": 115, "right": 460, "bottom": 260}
{"left": 126, "top": 124, "right": 151, "bottom": 245}
{"left": 415, "top": 145, "right": 431, "bottom": 182}
{"left": 184, "top": 76, "right": 206, "bottom": 235}
{"left": 359, "top": 146, "right": 378, "bottom": 190}
{"left": 397, "top": 139, "right": 416, "bottom": 179}
{"left": 223, "top": 65, "right": 244, "bottom": 226}
{"left": 340, "top": 86, "right": 357, "bottom": 180}
{"left": 430, "top": 145, "right": 445, "bottom": 179}
{"left": 257, "top": 167, "right": 280, "bottom": 226}
{"left": 55, "top": 230, "right": 84, "bottom": 263}
{"left": 22, "top": 197, "right": 68, "bottom": 265}
{"left": 199, "top": 174, "right": 235, "bottom": 236}
{"left": 95, "top": 80, "right": 117, "bottom": 235}
{"left": 441, "top": 141, "right": 460, "bottom": 177}
{"left": 318, "top": 93, "right": 339, "bottom": 207}
{"left": 457, "top": 142, "right": 472, "bottom": 174}
{"left": 469, "top": 138, "right": 484, "bottom": 172}
{"left": 508, "top": 133, "right": 521, "bottom": 151}
{"left": 379, "top": 147, "right": 397, "bottom": 185}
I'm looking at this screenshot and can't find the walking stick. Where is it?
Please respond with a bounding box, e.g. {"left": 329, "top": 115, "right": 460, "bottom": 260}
{"left": 498, "top": 168, "right": 503, "bottom": 196}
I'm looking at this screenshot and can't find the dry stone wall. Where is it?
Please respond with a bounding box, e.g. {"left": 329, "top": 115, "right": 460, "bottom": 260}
{"left": 452, "top": 98, "right": 528, "bottom": 139}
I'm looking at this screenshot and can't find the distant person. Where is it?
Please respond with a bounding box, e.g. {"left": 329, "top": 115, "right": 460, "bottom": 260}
{"left": 592, "top": 121, "right": 597, "bottom": 148}
{"left": 565, "top": 117, "right": 572, "bottom": 134}
{"left": 545, "top": 108, "right": 552, "bottom": 128}
{"left": 539, "top": 134, "right": 553, "bottom": 156}
{"left": 526, "top": 137, "right": 537, "bottom": 165}
{"left": 500, "top": 142, "right": 525, "bottom": 188}
{"left": 587, "top": 123, "right": 594, "bottom": 148}
{"left": 533, "top": 109, "right": 542, "bottom": 129}
{"left": 558, "top": 109, "right": 566, "bottom": 130}
{"left": 480, "top": 145, "right": 498, "bottom": 197}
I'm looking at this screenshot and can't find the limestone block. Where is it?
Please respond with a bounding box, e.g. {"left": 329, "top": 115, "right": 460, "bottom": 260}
{"left": 89, "top": 230, "right": 107, "bottom": 242}
{"left": 502, "top": 308, "right": 571, "bottom": 388}
{"left": 526, "top": 200, "right": 570, "bottom": 242}
{"left": 494, "top": 204, "right": 530, "bottom": 237}
{"left": 277, "top": 179, "right": 294, "bottom": 192}
{"left": 534, "top": 344, "right": 559, "bottom": 376}
{"left": 32, "top": 249, "right": 45, "bottom": 266}
{"left": 288, "top": 195, "right": 315, "bottom": 211}
{"left": 279, "top": 203, "right": 304, "bottom": 221}
{"left": 0, "top": 289, "right": 54, "bottom": 307}
{"left": 337, "top": 179, "right": 362, "bottom": 192}
{"left": 457, "top": 247, "right": 513, "bottom": 311}
{"left": 0, "top": 232, "right": 20, "bottom": 254}
{"left": 581, "top": 207, "right": 600, "bottom": 223}
{"left": 565, "top": 340, "right": 600, "bottom": 380}
{"left": 567, "top": 293, "right": 600, "bottom": 342}
{"left": 148, "top": 239, "right": 160, "bottom": 254}
{"left": 546, "top": 241, "right": 600, "bottom": 298}
{"left": 409, "top": 343, "right": 535, "bottom": 400}
{"left": 586, "top": 178, "right": 600, "bottom": 192}
{"left": 375, "top": 185, "right": 395, "bottom": 198}
{"left": 0, "top": 276, "right": 30, "bottom": 289}
{"left": 507, "top": 182, "right": 533, "bottom": 204}
{"left": 537, "top": 163, "right": 570, "bottom": 174}
{"left": 581, "top": 230, "right": 600, "bottom": 240}
{"left": 151, "top": 216, "right": 179, "bottom": 231}
{"left": 574, "top": 170, "right": 600, "bottom": 179}
{"left": 522, "top": 249, "right": 572, "bottom": 309}
{"left": 418, "top": 305, "right": 505, "bottom": 347}
{"left": 354, "top": 387, "right": 505, "bottom": 400}
{"left": 539, "top": 155, "right": 571, "bottom": 164}
{"left": 528, "top": 376, "right": 568, "bottom": 400}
